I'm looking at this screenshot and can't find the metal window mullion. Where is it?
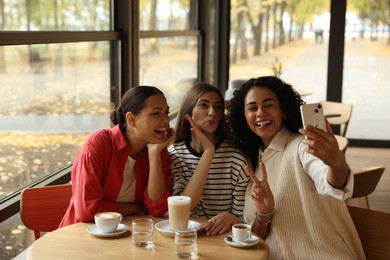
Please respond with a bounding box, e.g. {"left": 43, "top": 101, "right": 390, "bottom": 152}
{"left": 0, "top": 31, "right": 120, "bottom": 46}
{"left": 140, "top": 30, "right": 200, "bottom": 38}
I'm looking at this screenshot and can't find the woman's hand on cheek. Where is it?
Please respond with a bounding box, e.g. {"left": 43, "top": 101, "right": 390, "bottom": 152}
{"left": 147, "top": 127, "right": 175, "bottom": 152}
{"left": 185, "top": 114, "right": 214, "bottom": 151}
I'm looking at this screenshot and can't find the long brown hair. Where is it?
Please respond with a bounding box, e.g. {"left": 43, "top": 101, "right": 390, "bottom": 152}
{"left": 173, "top": 82, "right": 227, "bottom": 143}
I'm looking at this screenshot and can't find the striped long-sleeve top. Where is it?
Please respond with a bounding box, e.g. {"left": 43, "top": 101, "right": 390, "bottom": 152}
{"left": 169, "top": 139, "right": 250, "bottom": 219}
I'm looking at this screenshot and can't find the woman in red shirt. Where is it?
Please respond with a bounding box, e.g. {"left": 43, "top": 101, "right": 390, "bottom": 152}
{"left": 60, "top": 86, "right": 174, "bottom": 227}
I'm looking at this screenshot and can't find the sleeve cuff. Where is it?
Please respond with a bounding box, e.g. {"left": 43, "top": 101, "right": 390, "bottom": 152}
{"left": 323, "top": 168, "right": 354, "bottom": 200}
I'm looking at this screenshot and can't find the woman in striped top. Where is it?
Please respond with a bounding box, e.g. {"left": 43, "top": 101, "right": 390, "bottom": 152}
{"left": 169, "top": 82, "right": 250, "bottom": 236}
{"left": 227, "top": 76, "right": 365, "bottom": 259}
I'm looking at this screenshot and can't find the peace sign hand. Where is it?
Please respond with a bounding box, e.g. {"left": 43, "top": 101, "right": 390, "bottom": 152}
{"left": 245, "top": 162, "right": 275, "bottom": 214}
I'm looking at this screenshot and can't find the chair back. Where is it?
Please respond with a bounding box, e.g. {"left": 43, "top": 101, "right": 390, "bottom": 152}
{"left": 20, "top": 184, "right": 72, "bottom": 239}
{"left": 351, "top": 166, "right": 385, "bottom": 209}
{"left": 335, "top": 134, "right": 349, "bottom": 154}
{"left": 225, "top": 79, "right": 247, "bottom": 100}
{"left": 348, "top": 205, "right": 390, "bottom": 259}
{"left": 320, "top": 101, "right": 353, "bottom": 137}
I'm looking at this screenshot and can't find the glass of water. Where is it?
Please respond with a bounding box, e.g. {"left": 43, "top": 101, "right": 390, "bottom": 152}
{"left": 132, "top": 218, "right": 154, "bottom": 247}
{"left": 174, "top": 229, "right": 198, "bottom": 258}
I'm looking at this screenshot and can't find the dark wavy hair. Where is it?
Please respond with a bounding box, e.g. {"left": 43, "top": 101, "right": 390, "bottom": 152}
{"left": 226, "top": 76, "right": 305, "bottom": 168}
{"left": 110, "top": 86, "right": 164, "bottom": 136}
{"left": 174, "top": 82, "right": 228, "bottom": 143}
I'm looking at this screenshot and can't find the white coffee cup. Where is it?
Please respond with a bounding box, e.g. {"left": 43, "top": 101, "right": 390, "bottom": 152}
{"left": 168, "top": 196, "right": 191, "bottom": 231}
{"left": 94, "top": 212, "right": 122, "bottom": 233}
{"left": 232, "top": 223, "right": 251, "bottom": 243}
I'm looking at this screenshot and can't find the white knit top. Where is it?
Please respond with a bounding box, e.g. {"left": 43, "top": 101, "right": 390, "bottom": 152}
{"left": 244, "top": 129, "right": 365, "bottom": 259}
{"left": 169, "top": 139, "right": 250, "bottom": 219}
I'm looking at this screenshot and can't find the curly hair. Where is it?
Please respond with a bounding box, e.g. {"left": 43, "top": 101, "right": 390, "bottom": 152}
{"left": 226, "top": 76, "right": 305, "bottom": 168}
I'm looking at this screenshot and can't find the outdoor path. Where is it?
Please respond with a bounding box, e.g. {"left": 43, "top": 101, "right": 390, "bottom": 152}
{"left": 281, "top": 36, "right": 390, "bottom": 140}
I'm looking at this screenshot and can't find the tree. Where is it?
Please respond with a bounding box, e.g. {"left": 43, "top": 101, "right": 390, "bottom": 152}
{"left": 373, "top": 0, "right": 390, "bottom": 44}
{"left": 231, "top": 2, "right": 249, "bottom": 63}
{"left": 244, "top": 1, "right": 266, "bottom": 55}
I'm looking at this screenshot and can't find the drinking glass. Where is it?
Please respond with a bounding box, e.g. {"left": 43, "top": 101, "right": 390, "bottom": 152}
{"left": 132, "top": 218, "right": 154, "bottom": 247}
{"left": 174, "top": 229, "right": 198, "bottom": 258}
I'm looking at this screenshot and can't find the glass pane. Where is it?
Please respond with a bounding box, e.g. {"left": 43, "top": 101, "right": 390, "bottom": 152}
{"left": 0, "top": 0, "right": 110, "bottom": 31}
{"left": 0, "top": 214, "right": 30, "bottom": 259}
{"left": 344, "top": 1, "right": 390, "bottom": 140}
{"left": 229, "top": 0, "right": 330, "bottom": 103}
{"left": 139, "top": 36, "right": 198, "bottom": 111}
{"left": 0, "top": 42, "right": 112, "bottom": 200}
{"left": 140, "top": 0, "right": 195, "bottom": 30}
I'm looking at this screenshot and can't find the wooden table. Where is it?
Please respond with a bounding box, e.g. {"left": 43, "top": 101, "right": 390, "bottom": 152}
{"left": 27, "top": 215, "right": 269, "bottom": 259}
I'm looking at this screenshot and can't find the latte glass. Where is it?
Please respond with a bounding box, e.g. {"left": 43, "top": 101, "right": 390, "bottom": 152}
{"left": 168, "top": 196, "right": 191, "bottom": 231}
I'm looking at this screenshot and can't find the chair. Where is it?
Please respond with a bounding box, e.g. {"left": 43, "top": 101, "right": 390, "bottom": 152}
{"left": 347, "top": 205, "right": 390, "bottom": 259}
{"left": 20, "top": 184, "right": 72, "bottom": 239}
{"left": 320, "top": 101, "right": 353, "bottom": 137}
{"left": 335, "top": 134, "right": 349, "bottom": 154}
{"left": 351, "top": 166, "right": 385, "bottom": 209}
{"left": 225, "top": 79, "right": 247, "bottom": 100}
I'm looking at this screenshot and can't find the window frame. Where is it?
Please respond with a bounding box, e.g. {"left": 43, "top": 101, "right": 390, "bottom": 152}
{"left": 0, "top": 8, "right": 122, "bottom": 222}
{"left": 0, "top": 0, "right": 223, "bottom": 224}
{"left": 1, "top": 0, "right": 388, "bottom": 227}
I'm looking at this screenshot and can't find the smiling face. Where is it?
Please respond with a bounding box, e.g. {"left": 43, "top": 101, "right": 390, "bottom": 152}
{"left": 191, "top": 91, "right": 223, "bottom": 136}
{"left": 244, "top": 87, "right": 284, "bottom": 147}
{"left": 131, "top": 94, "right": 170, "bottom": 143}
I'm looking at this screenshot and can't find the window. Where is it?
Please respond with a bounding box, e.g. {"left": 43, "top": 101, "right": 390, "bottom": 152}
{"left": 229, "top": 0, "right": 329, "bottom": 103}
{"left": 0, "top": 1, "right": 116, "bottom": 258}
{"left": 139, "top": 0, "right": 202, "bottom": 113}
{"left": 344, "top": 0, "right": 390, "bottom": 140}
{"left": 0, "top": 42, "right": 112, "bottom": 200}
{"left": 228, "top": 0, "right": 390, "bottom": 144}
{"left": 0, "top": 1, "right": 218, "bottom": 258}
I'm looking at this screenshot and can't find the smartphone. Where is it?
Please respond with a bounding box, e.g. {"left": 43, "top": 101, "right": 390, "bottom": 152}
{"left": 300, "top": 103, "right": 327, "bottom": 139}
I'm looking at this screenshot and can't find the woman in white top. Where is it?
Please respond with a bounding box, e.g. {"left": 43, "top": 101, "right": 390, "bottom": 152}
{"left": 226, "top": 76, "right": 365, "bottom": 259}
{"left": 169, "top": 83, "right": 250, "bottom": 236}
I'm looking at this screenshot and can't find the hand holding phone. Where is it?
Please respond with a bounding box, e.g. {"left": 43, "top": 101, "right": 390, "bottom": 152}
{"left": 300, "top": 103, "right": 327, "bottom": 139}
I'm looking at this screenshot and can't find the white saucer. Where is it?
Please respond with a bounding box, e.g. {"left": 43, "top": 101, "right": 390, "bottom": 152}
{"left": 224, "top": 234, "right": 260, "bottom": 248}
{"left": 87, "top": 223, "right": 128, "bottom": 238}
{"left": 154, "top": 220, "right": 202, "bottom": 237}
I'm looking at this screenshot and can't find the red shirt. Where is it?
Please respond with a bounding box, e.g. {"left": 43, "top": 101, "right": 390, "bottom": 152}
{"left": 59, "top": 125, "right": 169, "bottom": 227}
